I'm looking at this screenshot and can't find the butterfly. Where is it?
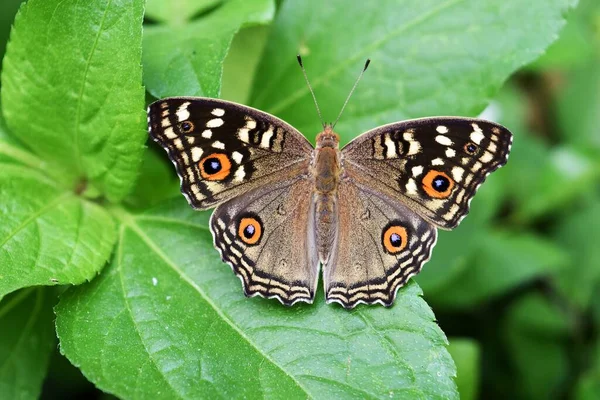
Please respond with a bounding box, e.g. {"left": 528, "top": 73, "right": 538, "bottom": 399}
{"left": 147, "top": 58, "right": 512, "bottom": 309}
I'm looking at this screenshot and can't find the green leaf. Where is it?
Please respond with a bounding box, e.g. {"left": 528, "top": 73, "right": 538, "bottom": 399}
{"left": 528, "top": 0, "right": 600, "bottom": 70}
{"left": 1, "top": 0, "right": 146, "bottom": 202}
{"left": 145, "top": 0, "right": 222, "bottom": 25}
{"left": 426, "top": 231, "right": 568, "bottom": 309}
{"left": 0, "top": 288, "right": 56, "bottom": 400}
{"left": 143, "top": 0, "right": 275, "bottom": 99}
{"left": 0, "top": 164, "right": 116, "bottom": 297}
{"left": 250, "top": 0, "right": 577, "bottom": 144}
{"left": 221, "top": 25, "right": 271, "bottom": 103}
{"left": 56, "top": 199, "right": 458, "bottom": 399}
{"left": 552, "top": 201, "right": 600, "bottom": 309}
{"left": 123, "top": 145, "right": 180, "bottom": 211}
{"left": 447, "top": 339, "right": 480, "bottom": 400}
{"left": 503, "top": 294, "right": 570, "bottom": 400}
{"left": 0, "top": 0, "right": 23, "bottom": 79}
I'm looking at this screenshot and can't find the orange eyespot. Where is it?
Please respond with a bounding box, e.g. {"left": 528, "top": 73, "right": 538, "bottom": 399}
{"left": 199, "top": 153, "right": 231, "bottom": 181}
{"left": 464, "top": 142, "right": 478, "bottom": 154}
{"left": 180, "top": 120, "right": 194, "bottom": 133}
{"left": 422, "top": 170, "right": 454, "bottom": 198}
{"left": 238, "top": 216, "right": 263, "bottom": 245}
{"left": 382, "top": 224, "right": 408, "bottom": 254}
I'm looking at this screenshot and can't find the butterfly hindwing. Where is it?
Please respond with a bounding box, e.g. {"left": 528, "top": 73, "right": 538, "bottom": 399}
{"left": 325, "top": 180, "right": 437, "bottom": 308}
{"left": 210, "top": 176, "right": 319, "bottom": 305}
{"left": 147, "top": 97, "right": 313, "bottom": 210}
{"left": 342, "top": 117, "right": 512, "bottom": 229}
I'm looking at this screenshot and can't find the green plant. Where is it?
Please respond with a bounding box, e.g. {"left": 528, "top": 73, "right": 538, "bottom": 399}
{"left": 2, "top": 0, "right": 598, "bottom": 399}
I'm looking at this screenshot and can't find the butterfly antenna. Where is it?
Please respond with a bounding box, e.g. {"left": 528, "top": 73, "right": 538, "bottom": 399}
{"left": 297, "top": 55, "right": 325, "bottom": 128}
{"left": 332, "top": 59, "right": 370, "bottom": 128}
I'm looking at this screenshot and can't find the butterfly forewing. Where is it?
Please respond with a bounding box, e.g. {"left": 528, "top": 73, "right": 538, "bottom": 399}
{"left": 147, "top": 97, "right": 313, "bottom": 210}
{"left": 342, "top": 117, "right": 512, "bottom": 229}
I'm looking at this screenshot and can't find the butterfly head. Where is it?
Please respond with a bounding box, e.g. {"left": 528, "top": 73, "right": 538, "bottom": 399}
{"left": 316, "top": 125, "right": 340, "bottom": 149}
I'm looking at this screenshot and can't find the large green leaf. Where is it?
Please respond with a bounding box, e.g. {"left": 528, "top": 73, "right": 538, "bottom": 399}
{"left": 56, "top": 199, "right": 458, "bottom": 399}
{"left": 250, "top": 0, "right": 577, "bottom": 144}
{"left": 0, "top": 288, "right": 56, "bottom": 400}
{"left": 1, "top": 0, "right": 146, "bottom": 202}
{"left": 0, "top": 164, "right": 116, "bottom": 297}
{"left": 143, "top": 0, "right": 274, "bottom": 99}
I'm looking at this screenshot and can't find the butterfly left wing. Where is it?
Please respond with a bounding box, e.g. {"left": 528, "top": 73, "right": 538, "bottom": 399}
{"left": 325, "top": 180, "right": 437, "bottom": 308}
{"left": 342, "top": 117, "right": 512, "bottom": 229}
{"left": 210, "top": 175, "right": 319, "bottom": 306}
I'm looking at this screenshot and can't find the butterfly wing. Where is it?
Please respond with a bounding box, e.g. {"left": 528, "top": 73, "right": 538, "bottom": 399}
{"left": 148, "top": 97, "right": 313, "bottom": 210}
{"left": 342, "top": 117, "right": 512, "bottom": 229}
{"left": 210, "top": 175, "right": 319, "bottom": 305}
{"left": 325, "top": 180, "right": 437, "bottom": 308}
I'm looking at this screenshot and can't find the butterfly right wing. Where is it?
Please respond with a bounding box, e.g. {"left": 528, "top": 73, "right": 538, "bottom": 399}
{"left": 148, "top": 97, "right": 314, "bottom": 210}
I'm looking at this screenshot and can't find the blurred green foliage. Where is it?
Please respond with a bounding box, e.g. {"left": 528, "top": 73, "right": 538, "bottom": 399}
{"left": 0, "top": 0, "right": 599, "bottom": 399}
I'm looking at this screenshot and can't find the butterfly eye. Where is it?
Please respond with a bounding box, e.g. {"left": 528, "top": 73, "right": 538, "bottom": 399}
{"left": 382, "top": 224, "right": 408, "bottom": 254}
{"left": 464, "top": 142, "right": 478, "bottom": 154}
{"left": 238, "top": 215, "right": 263, "bottom": 245}
{"left": 199, "top": 153, "right": 232, "bottom": 181}
{"left": 180, "top": 121, "right": 194, "bottom": 133}
{"left": 422, "top": 170, "right": 454, "bottom": 198}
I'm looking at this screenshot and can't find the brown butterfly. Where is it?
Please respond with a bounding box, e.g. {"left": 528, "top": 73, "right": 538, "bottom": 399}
{"left": 147, "top": 57, "right": 512, "bottom": 308}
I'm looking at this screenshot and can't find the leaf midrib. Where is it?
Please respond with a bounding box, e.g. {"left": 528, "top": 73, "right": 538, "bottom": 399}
{"left": 120, "top": 213, "right": 314, "bottom": 398}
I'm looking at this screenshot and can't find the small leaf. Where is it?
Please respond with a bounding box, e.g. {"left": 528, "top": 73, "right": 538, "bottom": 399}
{"left": 145, "top": 0, "right": 222, "bottom": 25}
{"left": 0, "top": 288, "right": 56, "bottom": 400}
{"left": 552, "top": 201, "right": 600, "bottom": 309}
{"left": 427, "top": 231, "right": 569, "bottom": 309}
{"left": 143, "top": 0, "right": 275, "bottom": 99}
{"left": 447, "top": 338, "right": 480, "bottom": 400}
{"left": 56, "top": 199, "right": 458, "bottom": 399}
{"left": 250, "top": 0, "right": 577, "bottom": 144}
{"left": 503, "top": 294, "right": 570, "bottom": 400}
{"left": 0, "top": 164, "right": 116, "bottom": 297}
{"left": 1, "top": 0, "right": 146, "bottom": 202}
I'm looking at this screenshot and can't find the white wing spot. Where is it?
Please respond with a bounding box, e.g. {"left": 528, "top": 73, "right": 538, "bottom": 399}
{"left": 176, "top": 102, "right": 191, "bottom": 122}
{"left": 432, "top": 158, "right": 444, "bottom": 166}
{"left": 411, "top": 166, "right": 424, "bottom": 177}
{"left": 451, "top": 166, "right": 464, "bottom": 182}
{"left": 212, "top": 141, "right": 225, "bottom": 149}
{"left": 435, "top": 135, "right": 453, "bottom": 146}
{"left": 238, "top": 128, "right": 250, "bottom": 143}
{"left": 436, "top": 125, "right": 448, "bottom": 134}
{"left": 480, "top": 151, "right": 494, "bottom": 163}
{"left": 201, "top": 129, "right": 212, "bottom": 139}
{"left": 211, "top": 108, "right": 225, "bottom": 117}
{"left": 191, "top": 147, "right": 203, "bottom": 162}
{"left": 260, "top": 126, "right": 274, "bottom": 148}
{"left": 470, "top": 123, "right": 485, "bottom": 144}
{"left": 403, "top": 131, "right": 421, "bottom": 155}
{"left": 164, "top": 127, "right": 176, "bottom": 139}
{"left": 406, "top": 178, "right": 418, "bottom": 195}
{"left": 232, "top": 151, "right": 243, "bottom": 164}
{"left": 207, "top": 118, "right": 224, "bottom": 128}
{"left": 245, "top": 117, "right": 257, "bottom": 129}
{"left": 161, "top": 118, "right": 170, "bottom": 128}
{"left": 446, "top": 148, "right": 456, "bottom": 157}
{"left": 385, "top": 134, "right": 397, "bottom": 158}
{"left": 234, "top": 166, "right": 246, "bottom": 182}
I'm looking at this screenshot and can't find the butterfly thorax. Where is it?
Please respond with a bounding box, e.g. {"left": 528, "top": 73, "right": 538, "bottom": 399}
{"left": 314, "top": 126, "right": 341, "bottom": 193}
